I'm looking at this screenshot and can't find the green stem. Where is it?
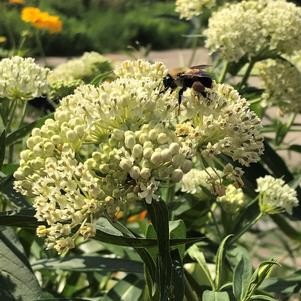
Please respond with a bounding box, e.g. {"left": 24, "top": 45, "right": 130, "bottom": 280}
{"left": 183, "top": 274, "right": 199, "bottom": 301}
{"left": 188, "top": 37, "right": 198, "bottom": 67}
{"left": 210, "top": 205, "right": 222, "bottom": 239}
{"left": 6, "top": 99, "right": 18, "bottom": 132}
{"left": 230, "top": 212, "right": 263, "bottom": 246}
{"left": 17, "top": 102, "right": 28, "bottom": 129}
{"left": 218, "top": 62, "right": 229, "bottom": 83}
{"left": 35, "top": 30, "right": 47, "bottom": 65}
{"left": 238, "top": 60, "right": 256, "bottom": 91}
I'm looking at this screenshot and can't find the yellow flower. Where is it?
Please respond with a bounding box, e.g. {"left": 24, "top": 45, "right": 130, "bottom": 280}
{"left": 21, "top": 7, "right": 62, "bottom": 34}
{"left": 0, "top": 36, "right": 7, "bottom": 44}
{"left": 9, "top": 0, "right": 24, "bottom": 4}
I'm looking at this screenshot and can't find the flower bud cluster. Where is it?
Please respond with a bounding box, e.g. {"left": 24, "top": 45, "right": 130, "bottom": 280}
{"left": 218, "top": 184, "right": 245, "bottom": 214}
{"left": 14, "top": 59, "right": 264, "bottom": 252}
{"left": 258, "top": 59, "right": 301, "bottom": 113}
{"left": 114, "top": 59, "right": 167, "bottom": 86}
{"left": 0, "top": 56, "right": 49, "bottom": 101}
{"left": 256, "top": 175, "right": 298, "bottom": 215}
{"left": 175, "top": 0, "right": 216, "bottom": 20}
{"left": 86, "top": 124, "right": 192, "bottom": 204}
{"left": 205, "top": 0, "right": 301, "bottom": 62}
{"left": 48, "top": 52, "right": 112, "bottom": 84}
{"left": 179, "top": 82, "right": 264, "bottom": 166}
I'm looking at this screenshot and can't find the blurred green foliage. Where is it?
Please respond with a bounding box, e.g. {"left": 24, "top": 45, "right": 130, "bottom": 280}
{"left": 0, "top": 0, "right": 190, "bottom": 55}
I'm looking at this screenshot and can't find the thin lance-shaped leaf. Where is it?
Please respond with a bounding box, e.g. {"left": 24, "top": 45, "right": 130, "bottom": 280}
{"left": 244, "top": 260, "right": 279, "bottom": 301}
{"left": 146, "top": 200, "right": 172, "bottom": 300}
{"left": 0, "top": 210, "right": 202, "bottom": 248}
{"left": 6, "top": 113, "right": 53, "bottom": 146}
{"left": 250, "top": 295, "right": 278, "bottom": 301}
{"left": 32, "top": 256, "right": 143, "bottom": 273}
{"left": 202, "top": 290, "right": 230, "bottom": 301}
{"left": 102, "top": 274, "right": 144, "bottom": 301}
{"left": 170, "top": 249, "right": 184, "bottom": 301}
{"left": 0, "top": 129, "right": 6, "bottom": 170}
{"left": 215, "top": 235, "right": 233, "bottom": 290}
{"left": 187, "top": 244, "right": 215, "bottom": 290}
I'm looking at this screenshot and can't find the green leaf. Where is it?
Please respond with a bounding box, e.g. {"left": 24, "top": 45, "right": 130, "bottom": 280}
{"left": 0, "top": 209, "right": 202, "bottom": 248}
{"left": 0, "top": 227, "right": 42, "bottom": 301}
{"left": 6, "top": 113, "right": 53, "bottom": 146}
{"left": 0, "top": 129, "right": 6, "bottom": 170}
{"left": 187, "top": 244, "right": 215, "bottom": 290}
{"left": 170, "top": 249, "right": 184, "bottom": 301}
{"left": 146, "top": 200, "right": 172, "bottom": 300}
{"left": 244, "top": 260, "right": 279, "bottom": 300}
{"left": 233, "top": 255, "right": 252, "bottom": 300}
{"left": 169, "top": 219, "right": 186, "bottom": 260}
{"left": 202, "top": 290, "right": 230, "bottom": 301}
{"left": 250, "top": 295, "right": 278, "bottom": 301}
{"left": 32, "top": 256, "right": 143, "bottom": 273}
{"left": 215, "top": 235, "right": 233, "bottom": 290}
{"left": 271, "top": 214, "right": 301, "bottom": 241}
{"left": 102, "top": 274, "right": 144, "bottom": 301}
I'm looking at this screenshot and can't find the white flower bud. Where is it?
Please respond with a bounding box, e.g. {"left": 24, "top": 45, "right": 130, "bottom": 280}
{"left": 143, "top": 147, "right": 153, "bottom": 159}
{"left": 125, "top": 133, "right": 135, "bottom": 149}
{"left": 112, "top": 129, "right": 124, "bottom": 140}
{"left": 139, "top": 133, "right": 148, "bottom": 144}
{"left": 140, "top": 167, "right": 151, "bottom": 180}
{"left": 119, "top": 158, "right": 133, "bottom": 171}
{"left": 157, "top": 133, "right": 168, "bottom": 144}
{"left": 151, "top": 151, "right": 162, "bottom": 166}
{"left": 171, "top": 169, "right": 184, "bottom": 182}
{"left": 169, "top": 142, "right": 180, "bottom": 155}
{"left": 172, "top": 154, "right": 185, "bottom": 167}
{"left": 181, "top": 160, "right": 192, "bottom": 173}
{"left": 66, "top": 130, "right": 77, "bottom": 141}
{"left": 130, "top": 166, "right": 140, "bottom": 180}
{"left": 160, "top": 148, "right": 172, "bottom": 162}
{"left": 132, "top": 144, "right": 143, "bottom": 159}
{"left": 149, "top": 129, "right": 158, "bottom": 141}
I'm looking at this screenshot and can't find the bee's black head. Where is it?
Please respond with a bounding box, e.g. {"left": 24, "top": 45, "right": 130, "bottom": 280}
{"left": 163, "top": 74, "right": 177, "bottom": 89}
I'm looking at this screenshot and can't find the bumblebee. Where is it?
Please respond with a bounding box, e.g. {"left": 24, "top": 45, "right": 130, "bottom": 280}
{"left": 163, "top": 65, "right": 213, "bottom": 105}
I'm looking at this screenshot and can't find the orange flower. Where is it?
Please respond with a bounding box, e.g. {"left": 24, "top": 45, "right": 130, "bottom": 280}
{"left": 9, "top": 0, "right": 24, "bottom": 4}
{"left": 127, "top": 210, "right": 148, "bottom": 223}
{"left": 21, "top": 7, "right": 62, "bottom": 33}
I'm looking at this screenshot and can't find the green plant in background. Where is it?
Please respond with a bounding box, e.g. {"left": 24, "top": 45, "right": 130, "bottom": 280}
{"left": 1, "top": 0, "right": 301, "bottom": 300}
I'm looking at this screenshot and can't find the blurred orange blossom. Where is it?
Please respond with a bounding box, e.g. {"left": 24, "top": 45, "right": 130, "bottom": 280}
{"left": 21, "top": 7, "right": 62, "bottom": 33}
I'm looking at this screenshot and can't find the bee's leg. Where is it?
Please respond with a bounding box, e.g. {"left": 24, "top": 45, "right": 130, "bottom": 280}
{"left": 177, "top": 87, "right": 186, "bottom": 115}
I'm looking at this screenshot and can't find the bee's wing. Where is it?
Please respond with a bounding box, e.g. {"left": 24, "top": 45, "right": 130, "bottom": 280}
{"left": 189, "top": 64, "right": 211, "bottom": 70}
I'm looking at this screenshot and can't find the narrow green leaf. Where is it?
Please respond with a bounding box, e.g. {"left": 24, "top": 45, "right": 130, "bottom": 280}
{"left": 146, "top": 200, "right": 172, "bottom": 300}
{"left": 187, "top": 244, "right": 215, "bottom": 290}
{"left": 244, "top": 260, "right": 279, "bottom": 300}
{"left": 169, "top": 219, "right": 186, "bottom": 260}
{"left": 0, "top": 209, "right": 202, "bottom": 247}
{"left": 202, "top": 290, "right": 230, "bottom": 301}
{"left": 0, "top": 129, "right": 6, "bottom": 170}
{"left": 215, "top": 235, "right": 233, "bottom": 290}
{"left": 102, "top": 274, "right": 144, "bottom": 301}
{"left": 250, "top": 295, "right": 278, "bottom": 301}
{"left": 171, "top": 249, "right": 184, "bottom": 301}
{"left": 233, "top": 255, "right": 252, "bottom": 300}
{"left": 0, "top": 227, "right": 42, "bottom": 301}
{"left": 32, "top": 256, "right": 143, "bottom": 273}
{"left": 271, "top": 214, "right": 301, "bottom": 241}
{"left": 6, "top": 113, "right": 53, "bottom": 146}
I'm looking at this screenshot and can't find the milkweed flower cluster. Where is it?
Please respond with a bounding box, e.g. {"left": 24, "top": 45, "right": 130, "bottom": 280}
{"left": 14, "top": 59, "right": 264, "bottom": 253}
{"left": 21, "top": 7, "right": 63, "bottom": 33}
{"left": 205, "top": 0, "right": 301, "bottom": 62}
{"left": 47, "top": 52, "right": 112, "bottom": 99}
{"left": 218, "top": 184, "right": 245, "bottom": 214}
{"left": 258, "top": 59, "right": 301, "bottom": 113}
{"left": 256, "top": 175, "right": 298, "bottom": 215}
{"left": 0, "top": 56, "right": 49, "bottom": 101}
{"left": 175, "top": 0, "right": 216, "bottom": 20}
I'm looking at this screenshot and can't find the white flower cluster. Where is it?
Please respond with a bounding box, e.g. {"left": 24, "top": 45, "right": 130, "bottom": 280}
{"left": 14, "top": 59, "right": 264, "bottom": 252}
{"left": 0, "top": 56, "right": 49, "bottom": 101}
{"left": 205, "top": 0, "right": 301, "bottom": 62}
{"left": 48, "top": 52, "right": 112, "bottom": 83}
{"left": 258, "top": 59, "right": 301, "bottom": 113}
{"left": 256, "top": 175, "right": 298, "bottom": 214}
{"left": 175, "top": 0, "right": 216, "bottom": 20}
{"left": 179, "top": 83, "right": 264, "bottom": 166}
{"left": 218, "top": 184, "right": 245, "bottom": 214}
